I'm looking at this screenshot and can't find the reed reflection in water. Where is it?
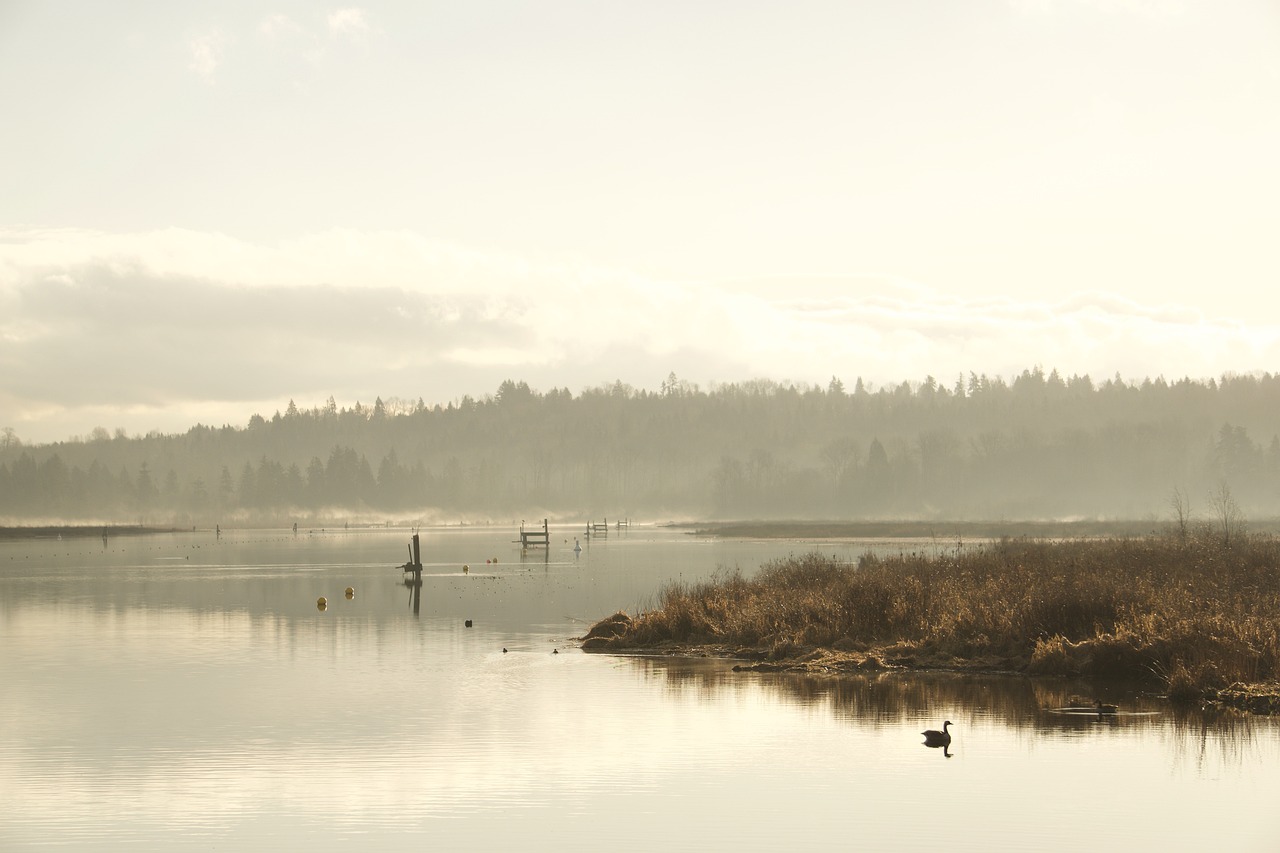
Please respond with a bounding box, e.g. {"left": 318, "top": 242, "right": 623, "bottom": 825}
{"left": 630, "top": 655, "right": 1280, "bottom": 849}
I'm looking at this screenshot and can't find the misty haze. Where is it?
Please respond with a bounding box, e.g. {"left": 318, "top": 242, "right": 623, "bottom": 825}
{"left": 4, "top": 2, "right": 1279, "bottom": 852}
{"left": 2, "top": 369, "right": 1280, "bottom": 527}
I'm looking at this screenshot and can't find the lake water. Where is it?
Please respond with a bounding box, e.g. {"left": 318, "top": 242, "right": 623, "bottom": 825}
{"left": 2, "top": 525, "right": 1277, "bottom": 852}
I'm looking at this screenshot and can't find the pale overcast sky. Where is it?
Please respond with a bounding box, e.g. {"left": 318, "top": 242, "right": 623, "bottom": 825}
{"left": 2, "top": 1, "right": 1278, "bottom": 443}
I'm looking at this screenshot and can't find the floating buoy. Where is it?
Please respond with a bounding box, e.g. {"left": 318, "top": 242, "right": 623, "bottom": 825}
{"left": 345, "top": 587, "right": 355, "bottom": 598}
{"left": 463, "top": 564, "right": 469, "bottom": 574}
{"left": 492, "top": 557, "right": 498, "bottom": 564}
{"left": 465, "top": 619, "right": 473, "bottom": 627}
{"left": 502, "top": 647, "right": 508, "bottom": 653}
{"left": 317, "top": 597, "right": 328, "bottom": 610}
{"left": 486, "top": 559, "right": 491, "bottom": 564}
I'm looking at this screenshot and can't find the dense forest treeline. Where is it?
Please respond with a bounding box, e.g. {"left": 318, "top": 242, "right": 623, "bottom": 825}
{"left": 2, "top": 368, "right": 1280, "bottom": 525}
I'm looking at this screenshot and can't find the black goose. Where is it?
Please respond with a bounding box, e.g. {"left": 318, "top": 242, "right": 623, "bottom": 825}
{"left": 922, "top": 721, "right": 953, "bottom": 746}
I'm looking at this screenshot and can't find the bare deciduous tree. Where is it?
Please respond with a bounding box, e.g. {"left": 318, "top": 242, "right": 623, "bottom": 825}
{"left": 1209, "top": 482, "right": 1245, "bottom": 549}
{"left": 1169, "top": 486, "right": 1191, "bottom": 547}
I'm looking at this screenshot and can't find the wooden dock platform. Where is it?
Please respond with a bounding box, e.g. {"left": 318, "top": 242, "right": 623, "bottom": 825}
{"left": 519, "top": 519, "right": 550, "bottom": 549}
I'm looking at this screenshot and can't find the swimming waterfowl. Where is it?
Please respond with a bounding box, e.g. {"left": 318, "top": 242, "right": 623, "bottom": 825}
{"left": 922, "top": 721, "right": 953, "bottom": 746}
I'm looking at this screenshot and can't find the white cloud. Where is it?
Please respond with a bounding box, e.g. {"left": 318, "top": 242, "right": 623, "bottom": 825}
{"left": 2, "top": 227, "right": 1278, "bottom": 443}
{"left": 187, "top": 30, "right": 225, "bottom": 83}
{"left": 327, "top": 8, "right": 369, "bottom": 38}
{"left": 258, "top": 14, "right": 302, "bottom": 40}
{"left": 1007, "top": 0, "right": 1190, "bottom": 17}
{"left": 1007, "top": 0, "right": 1053, "bottom": 13}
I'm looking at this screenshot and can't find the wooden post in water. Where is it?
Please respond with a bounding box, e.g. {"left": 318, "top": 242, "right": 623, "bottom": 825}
{"left": 403, "top": 533, "right": 423, "bottom": 577}
{"left": 402, "top": 532, "right": 423, "bottom": 616}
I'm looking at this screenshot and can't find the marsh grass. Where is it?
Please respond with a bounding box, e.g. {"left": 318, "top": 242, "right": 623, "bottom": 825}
{"left": 589, "top": 532, "right": 1280, "bottom": 698}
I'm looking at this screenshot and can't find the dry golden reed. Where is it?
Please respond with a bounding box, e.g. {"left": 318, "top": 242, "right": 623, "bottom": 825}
{"left": 591, "top": 531, "right": 1280, "bottom": 695}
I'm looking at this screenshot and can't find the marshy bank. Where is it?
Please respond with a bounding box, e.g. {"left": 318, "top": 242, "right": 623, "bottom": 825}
{"left": 0, "top": 525, "right": 181, "bottom": 540}
{"left": 582, "top": 532, "right": 1280, "bottom": 714}
{"left": 688, "top": 518, "right": 1280, "bottom": 540}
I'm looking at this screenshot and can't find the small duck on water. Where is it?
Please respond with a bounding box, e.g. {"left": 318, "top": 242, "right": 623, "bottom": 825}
{"left": 922, "top": 721, "right": 953, "bottom": 746}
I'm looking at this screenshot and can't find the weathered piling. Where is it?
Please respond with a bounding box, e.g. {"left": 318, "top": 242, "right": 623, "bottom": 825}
{"left": 402, "top": 533, "right": 423, "bottom": 576}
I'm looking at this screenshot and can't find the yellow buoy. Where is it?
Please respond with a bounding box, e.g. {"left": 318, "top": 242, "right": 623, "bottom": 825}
{"left": 345, "top": 587, "right": 355, "bottom": 598}
{"left": 463, "top": 564, "right": 469, "bottom": 574}
{"left": 317, "top": 597, "right": 328, "bottom": 609}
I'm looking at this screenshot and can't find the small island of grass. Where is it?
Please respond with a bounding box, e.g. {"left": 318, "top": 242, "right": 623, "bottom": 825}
{"left": 582, "top": 531, "right": 1280, "bottom": 714}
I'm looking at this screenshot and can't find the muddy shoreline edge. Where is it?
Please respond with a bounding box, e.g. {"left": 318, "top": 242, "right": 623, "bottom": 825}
{"left": 579, "top": 628, "right": 1280, "bottom": 716}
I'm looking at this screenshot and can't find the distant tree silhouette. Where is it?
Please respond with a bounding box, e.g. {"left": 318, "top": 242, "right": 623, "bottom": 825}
{"left": 4, "top": 371, "right": 1280, "bottom": 523}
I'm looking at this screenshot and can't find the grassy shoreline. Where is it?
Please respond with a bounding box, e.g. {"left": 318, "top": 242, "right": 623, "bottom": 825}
{"left": 583, "top": 531, "right": 1280, "bottom": 714}
{"left": 0, "top": 525, "right": 183, "bottom": 540}
{"left": 687, "top": 518, "right": 1280, "bottom": 539}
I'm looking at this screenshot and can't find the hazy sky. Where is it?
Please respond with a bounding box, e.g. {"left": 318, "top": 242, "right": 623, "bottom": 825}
{"left": 2, "top": 1, "right": 1278, "bottom": 443}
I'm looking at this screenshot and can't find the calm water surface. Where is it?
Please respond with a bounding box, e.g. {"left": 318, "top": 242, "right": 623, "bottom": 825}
{"left": 2, "top": 526, "right": 1277, "bottom": 851}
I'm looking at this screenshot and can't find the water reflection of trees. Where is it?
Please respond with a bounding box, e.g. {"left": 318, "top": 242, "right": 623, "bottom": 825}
{"left": 631, "top": 658, "right": 1274, "bottom": 762}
